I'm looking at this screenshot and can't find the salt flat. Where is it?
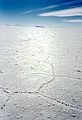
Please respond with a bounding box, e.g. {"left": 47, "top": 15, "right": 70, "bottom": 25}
{"left": 0, "top": 26, "right": 82, "bottom": 120}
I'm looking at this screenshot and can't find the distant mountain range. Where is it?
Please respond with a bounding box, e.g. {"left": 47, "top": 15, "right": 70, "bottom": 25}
{"left": 35, "top": 25, "right": 45, "bottom": 28}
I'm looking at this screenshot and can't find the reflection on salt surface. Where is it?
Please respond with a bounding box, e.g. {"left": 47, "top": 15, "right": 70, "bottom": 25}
{"left": 0, "top": 27, "right": 82, "bottom": 91}
{"left": 17, "top": 27, "right": 82, "bottom": 65}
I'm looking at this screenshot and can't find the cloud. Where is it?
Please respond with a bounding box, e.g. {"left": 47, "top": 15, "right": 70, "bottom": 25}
{"left": 39, "top": 7, "right": 82, "bottom": 17}
{"left": 63, "top": 19, "right": 82, "bottom": 23}
{"left": 22, "top": 10, "right": 34, "bottom": 14}
{"left": 21, "top": 5, "right": 56, "bottom": 14}
{"left": 38, "top": 5, "right": 56, "bottom": 10}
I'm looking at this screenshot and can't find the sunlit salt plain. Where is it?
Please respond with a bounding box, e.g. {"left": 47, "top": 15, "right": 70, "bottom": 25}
{"left": 0, "top": 26, "right": 82, "bottom": 120}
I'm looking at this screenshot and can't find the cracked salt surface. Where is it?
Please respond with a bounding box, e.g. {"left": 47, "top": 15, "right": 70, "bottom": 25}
{"left": 0, "top": 26, "right": 82, "bottom": 120}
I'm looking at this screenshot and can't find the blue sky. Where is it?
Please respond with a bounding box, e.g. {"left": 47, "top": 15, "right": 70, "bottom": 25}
{"left": 0, "top": 0, "right": 82, "bottom": 26}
